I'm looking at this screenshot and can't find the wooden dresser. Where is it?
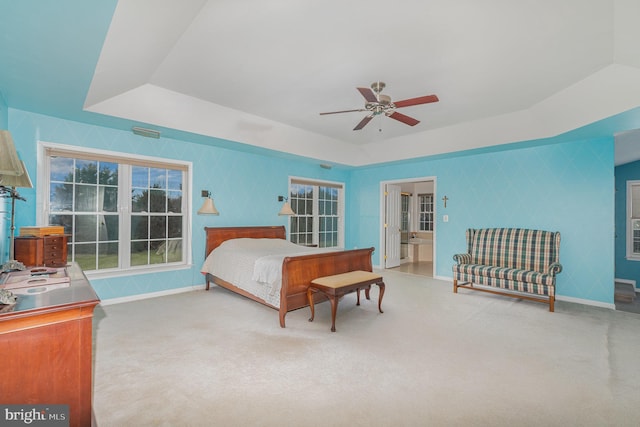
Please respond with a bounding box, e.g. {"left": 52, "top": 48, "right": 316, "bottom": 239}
{"left": 0, "top": 263, "right": 100, "bottom": 427}
{"left": 14, "top": 234, "right": 68, "bottom": 267}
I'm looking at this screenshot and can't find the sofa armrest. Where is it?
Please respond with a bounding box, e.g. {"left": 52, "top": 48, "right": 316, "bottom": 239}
{"left": 547, "top": 262, "right": 563, "bottom": 276}
{"left": 453, "top": 253, "right": 471, "bottom": 265}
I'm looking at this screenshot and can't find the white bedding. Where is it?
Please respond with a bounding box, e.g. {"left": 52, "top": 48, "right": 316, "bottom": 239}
{"left": 200, "top": 238, "right": 335, "bottom": 308}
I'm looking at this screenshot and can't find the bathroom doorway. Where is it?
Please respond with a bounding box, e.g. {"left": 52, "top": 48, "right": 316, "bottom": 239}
{"left": 380, "top": 177, "right": 436, "bottom": 277}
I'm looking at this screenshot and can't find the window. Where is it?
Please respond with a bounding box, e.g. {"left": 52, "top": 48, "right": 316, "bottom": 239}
{"left": 418, "top": 193, "right": 434, "bottom": 231}
{"left": 627, "top": 181, "right": 640, "bottom": 260}
{"left": 288, "top": 178, "right": 344, "bottom": 248}
{"left": 41, "top": 144, "right": 190, "bottom": 274}
{"left": 401, "top": 193, "right": 410, "bottom": 234}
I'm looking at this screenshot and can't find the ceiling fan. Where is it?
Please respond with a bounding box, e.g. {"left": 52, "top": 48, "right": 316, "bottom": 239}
{"left": 319, "top": 82, "right": 439, "bottom": 130}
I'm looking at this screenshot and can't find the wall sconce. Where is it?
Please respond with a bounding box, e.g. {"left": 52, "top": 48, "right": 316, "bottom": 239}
{"left": 197, "top": 190, "right": 219, "bottom": 215}
{"left": 278, "top": 195, "right": 295, "bottom": 216}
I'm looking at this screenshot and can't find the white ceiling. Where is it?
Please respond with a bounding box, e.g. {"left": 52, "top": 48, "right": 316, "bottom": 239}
{"left": 83, "top": 0, "right": 640, "bottom": 166}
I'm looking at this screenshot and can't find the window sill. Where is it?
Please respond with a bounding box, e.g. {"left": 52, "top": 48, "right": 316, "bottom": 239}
{"left": 85, "top": 263, "right": 193, "bottom": 280}
{"left": 625, "top": 256, "right": 640, "bottom": 262}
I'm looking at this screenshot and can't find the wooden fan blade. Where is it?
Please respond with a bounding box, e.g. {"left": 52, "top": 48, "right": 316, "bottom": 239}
{"left": 319, "top": 109, "right": 366, "bottom": 115}
{"left": 388, "top": 111, "right": 420, "bottom": 126}
{"left": 353, "top": 116, "right": 373, "bottom": 130}
{"left": 393, "top": 94, "right": 439, "bottom": 108}
{"left": 357, "top": 87, "right": 377, "bottom": 103}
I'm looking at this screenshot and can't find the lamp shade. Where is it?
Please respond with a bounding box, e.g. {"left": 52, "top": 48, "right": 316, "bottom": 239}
{"left": 0, "top": 160, "right": 33, "bottom": 188}
{"left": 278, "top": 201, "right": 295, "bottom": 216}
{"left": 197, "top": 197, "right": 219, "bottom": 215}
{"left": 0, "top": 130, "right": 23, "bottom": 176}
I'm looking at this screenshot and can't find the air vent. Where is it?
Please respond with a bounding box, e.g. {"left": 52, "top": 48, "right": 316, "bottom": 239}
{"left": 132, "top": 127, "right": 160, "bottom": 139}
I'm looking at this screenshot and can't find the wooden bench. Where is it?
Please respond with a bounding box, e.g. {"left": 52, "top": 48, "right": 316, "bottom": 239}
{"left": 307, "top": 270, "right": 385, "bottom": 332}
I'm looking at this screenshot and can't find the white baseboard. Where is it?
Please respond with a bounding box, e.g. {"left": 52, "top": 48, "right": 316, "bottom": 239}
{"left": 99, "top": 284, "right": 206, "bottom": 306}
{"left": 555, "top": 295, "right": 616, "bottom": 310}
{"left": 99, "top": 277, "right": 618, "bottom": 311}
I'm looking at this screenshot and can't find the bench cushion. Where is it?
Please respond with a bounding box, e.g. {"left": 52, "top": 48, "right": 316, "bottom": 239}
{"left": 311, "top": 270, "right": 382, "bottom": 289}
{"left": 453, "top": 264, "right": 555, "bottom": 286}
{"left": 453, "top": 264, "right": 555, "bottom": 296}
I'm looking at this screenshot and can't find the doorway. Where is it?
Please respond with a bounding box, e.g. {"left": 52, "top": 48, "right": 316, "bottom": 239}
{"left": 380, "top": 177, "right": 436, "bottom": 277}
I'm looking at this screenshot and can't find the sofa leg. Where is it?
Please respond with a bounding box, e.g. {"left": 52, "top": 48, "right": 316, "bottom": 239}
{"left": 549, "top": 296, "right": 555, "bottom": 312}
{"left": 453, "top": 279, "right": 458, "bottom": 293}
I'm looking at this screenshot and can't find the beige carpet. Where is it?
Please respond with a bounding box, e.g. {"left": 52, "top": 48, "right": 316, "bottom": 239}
{"left": 92, "top": 270, "right": 640, "bottom": 426}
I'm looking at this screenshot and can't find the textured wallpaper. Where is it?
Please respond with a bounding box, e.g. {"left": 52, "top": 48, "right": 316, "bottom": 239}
{"left": 7, "top": 108, "right": 616, "bottom": 305}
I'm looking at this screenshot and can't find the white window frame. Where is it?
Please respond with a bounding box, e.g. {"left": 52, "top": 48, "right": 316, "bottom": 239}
{"left": 626, "top": 180, "right": 640, "bottom": 261}
{"left": 287, "top": 176, "right": 345, "bottom": 248}
{"left": 37, "top": 141, "right": 193, "bottom": 278}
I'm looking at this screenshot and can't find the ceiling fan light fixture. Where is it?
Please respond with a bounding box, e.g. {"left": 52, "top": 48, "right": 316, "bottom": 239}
{"left": 371, "top": 81, "right": 386, "bottom": 93}
{"left": 378, "top": 94, "right": 391, "bottom": 105}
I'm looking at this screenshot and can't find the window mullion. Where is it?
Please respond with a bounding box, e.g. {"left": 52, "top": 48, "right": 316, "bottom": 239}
{"left": 119, "top": 164, "right": 131, "bottom": 269}
{"left": 313, "top": 186, "right": 319, "bottom": 246}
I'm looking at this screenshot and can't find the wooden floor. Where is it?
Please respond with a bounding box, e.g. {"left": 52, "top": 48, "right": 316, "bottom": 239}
{"left": 389, "top": 261, "right": 433, "bottom": 277}
{"left": 615, "top": 282, "right": 640, "bottom": 314}
{"left": 615, "top": 281, "right": 635, "bottom": 303}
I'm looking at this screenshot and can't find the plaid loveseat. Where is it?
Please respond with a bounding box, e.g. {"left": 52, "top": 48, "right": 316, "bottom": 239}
{"left": 452, "top": 228, "right": 562, "bottom": 311}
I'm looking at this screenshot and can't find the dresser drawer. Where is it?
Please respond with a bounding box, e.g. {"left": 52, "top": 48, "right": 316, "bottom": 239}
{"left": 43, "top": 235, "right": 68, "bottom": 267}
{"left": 43, "top": 236, "right": 65, "bottom": 252}
{"left": 43, "top": 252, "right": 67, "bottom": 267}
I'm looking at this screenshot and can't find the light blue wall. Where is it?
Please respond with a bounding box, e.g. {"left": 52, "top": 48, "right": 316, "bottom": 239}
{"left": 614, "top": 160, "right": 640, "bottom": 288}
{"left": 0, "top": 92, "right": 7, "bottom": 261}
{"left": 348, "top": 137, "right": 616, "bottom": 305}
{"left": 8, "top": 108, "right": 349, "bottom": 300}
{"left": 6, "top": 107, "right": 618, "bottom": 305}
{"left": 0, "top": 92, "right": 7, "bottom": 128}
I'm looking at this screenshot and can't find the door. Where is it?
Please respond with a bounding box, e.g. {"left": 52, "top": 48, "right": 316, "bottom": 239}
{"left": 385, "top": 184, "right": 401, "bottom": 268}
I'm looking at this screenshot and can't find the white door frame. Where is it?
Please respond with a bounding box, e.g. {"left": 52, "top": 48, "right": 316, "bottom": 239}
{"left": 379, "top": 176, "right": 437, "bottom": 270}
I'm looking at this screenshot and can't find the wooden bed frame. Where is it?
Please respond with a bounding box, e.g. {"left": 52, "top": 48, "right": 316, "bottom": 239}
{"left": 203, "top": 226, "right": 375, "bottom": 328}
